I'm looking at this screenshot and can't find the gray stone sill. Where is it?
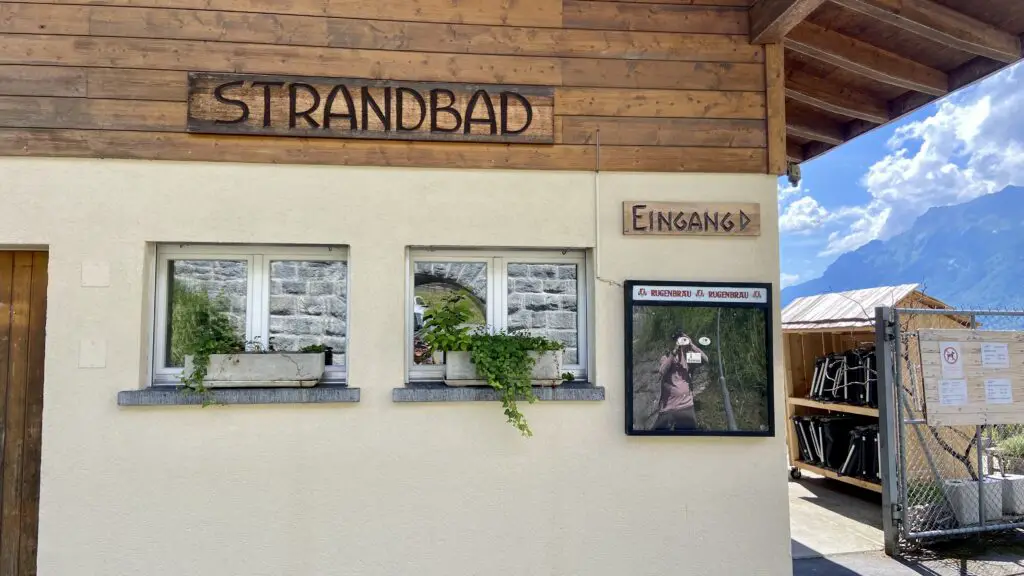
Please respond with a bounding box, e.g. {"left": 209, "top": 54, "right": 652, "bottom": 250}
{"left": 393, "top": 382, "right": 604, "bottom": 403}
{"left": 118, "top": 385, "right": 360, "bottom": 406}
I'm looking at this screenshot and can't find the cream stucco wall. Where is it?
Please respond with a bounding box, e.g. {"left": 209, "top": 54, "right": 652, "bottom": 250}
{"left": 0, "top": 158, "right": 791, "bottom": 576}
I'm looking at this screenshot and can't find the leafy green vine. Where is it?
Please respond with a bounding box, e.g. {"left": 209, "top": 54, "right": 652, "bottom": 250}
{"left": 469, "top": 329, "right": 563, "bottom": 437}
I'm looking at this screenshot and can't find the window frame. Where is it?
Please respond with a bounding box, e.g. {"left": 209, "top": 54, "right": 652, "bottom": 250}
{"left": 151, "top": 244, "right": 349, "bottom": 386}
{"left": 406, "top": 248, "right": 588, "bottom": 383}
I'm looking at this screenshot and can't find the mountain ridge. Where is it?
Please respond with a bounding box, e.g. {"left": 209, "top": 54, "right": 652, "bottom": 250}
{"left": 782, "top": 186, "right": 1024, "bottom": 310}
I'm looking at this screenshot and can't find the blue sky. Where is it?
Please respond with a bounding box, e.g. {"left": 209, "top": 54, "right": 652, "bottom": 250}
{"left": 778, "top": 61, "right": 1024, "bottom": 289}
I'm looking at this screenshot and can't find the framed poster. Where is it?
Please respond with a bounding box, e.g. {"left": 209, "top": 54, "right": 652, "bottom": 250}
{"left": 624, "top": 280, "right": 775, "bottom": 437}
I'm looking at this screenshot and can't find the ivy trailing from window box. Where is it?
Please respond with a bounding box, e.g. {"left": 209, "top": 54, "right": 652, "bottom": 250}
{"left": 469, "top": 329, "right": 563, "bottom": 437}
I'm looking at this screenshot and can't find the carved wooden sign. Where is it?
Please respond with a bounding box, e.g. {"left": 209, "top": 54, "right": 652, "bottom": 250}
{"left": 623, "top": 202, "right": 761, "bottom": 236}
{"left": 187, "top": 72, "right": 554, "bottom": 144}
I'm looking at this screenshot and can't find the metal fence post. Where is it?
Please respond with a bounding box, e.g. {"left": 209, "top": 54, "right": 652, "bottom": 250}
{"left": 876, "top": 306, "right": 900, "bottom": 556}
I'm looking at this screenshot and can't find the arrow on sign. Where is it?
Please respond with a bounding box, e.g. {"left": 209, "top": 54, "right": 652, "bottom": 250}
{"left": 739, "top": 210, "right": 751, "bottom": 231}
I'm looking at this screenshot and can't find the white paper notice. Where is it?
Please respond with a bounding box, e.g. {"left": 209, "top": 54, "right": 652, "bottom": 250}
{"left": 985, "top": 379, "right": 1013, "bottom": 404}
{"left": 981, "top": 343, "right": 1010, "bottom": 370}
{"left": 939, "top": 342, "right": 964, "bottom": 379}
{"left": 939, "top": 379, "right": 969, "bottom": 406}
{"left": 686, "top": 352, "right": 702, "bottom": 364}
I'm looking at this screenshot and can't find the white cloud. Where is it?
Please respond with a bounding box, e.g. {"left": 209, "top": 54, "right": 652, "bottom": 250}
{"left": 780, "top": 272, "right": 801, "bottom": 288}
{"left": 822, "top": 61, "right": 1024, "bottom": 256}
{"left": 780, "top": 196, "right": 831, "bottom": 234}
{"left": 778, "top": 180, "right": 803, "bottom": 207}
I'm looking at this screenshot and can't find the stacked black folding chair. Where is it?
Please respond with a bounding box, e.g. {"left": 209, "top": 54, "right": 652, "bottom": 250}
{"left": 791, "top": 416, "right": 859, "bottom": 470}
{"left": 839, "top": 424, "right": 880, "bottom": 482}
{"left": 808, "top": 347, "right": 877, "bottom": 408}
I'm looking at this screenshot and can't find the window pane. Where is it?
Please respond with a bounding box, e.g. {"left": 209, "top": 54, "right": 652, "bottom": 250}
{"left": 412, "top": 261, "right": 487, "bottom": 365}
{"left": 507, "top": 263, "right": 579, "bottom": 365}
{"left": 166, "top": 259, "right": 248, "bottom": 368}
{"left": 268, "top": 260, "right": 347, "bottom": 366}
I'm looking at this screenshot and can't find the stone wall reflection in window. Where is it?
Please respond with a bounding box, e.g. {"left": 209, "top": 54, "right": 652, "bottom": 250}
{"left": 167, "top": 259, "right": 248, "bottom": 368}
{"left": 507, "top": 263, "right": 579, "bottom": 365}
{"left": 152, "top": 245, "right": 348, "bottom": 386}
{"left": 412, "top": 261, "right": 487, "bottom": 365}
{"left": 269, "top": 260, "right": 347, "bottom": 366}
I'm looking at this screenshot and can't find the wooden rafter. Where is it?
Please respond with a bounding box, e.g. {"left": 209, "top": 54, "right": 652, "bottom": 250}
{"left": 750, "top": 0, "right": 826, "bottom": 44}
{"left": 785, "top": 103, "right": 844, "bottom": 145}
{"left": 787, "top": 142, "right": 805, "bottom": 163}
{"left": 786, "top": 68, "right": 889, "bottom": 123}
{"left": 832, "top": 0, "right": 1022, "bottom": 64}
{"left": 813, "top": 55, "right": 1009, "bottom": 162}
{"left": 803, "top": 141, "right": 833, "bottom": 158}
{"left": 786, "top": 22, "right": 948, "bottom": 96}
{"left": 844, "top": 119, "right": 878, "bottom": 142}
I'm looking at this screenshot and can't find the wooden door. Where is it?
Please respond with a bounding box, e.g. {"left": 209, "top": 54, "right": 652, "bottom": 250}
{"left": 0, "top": 252, "right": 47, "bottom": 576}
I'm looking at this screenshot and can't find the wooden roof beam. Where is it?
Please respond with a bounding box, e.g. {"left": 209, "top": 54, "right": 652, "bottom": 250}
{"left": 786, "top": 103, "right": 845, "bottom": 145}
{"left": 786, "top": 68, "right": 889, "bottom": 123}
{"left": 786, "top": 22, "right": 948, "bottom": 96}
{"left": 803, "top": 141, "right": 834, "bottom": 160}
{"left": 839, "top": 56, "right": 1004, "bottom": 149}
{"left": 750, "top": 0, "right": 826, "bottom": 44}
{"left": 787, "top": 142, "right": 805, "bottom": 163}
{"left": 832, "top": 0, "right": 1022, "bottom": 64}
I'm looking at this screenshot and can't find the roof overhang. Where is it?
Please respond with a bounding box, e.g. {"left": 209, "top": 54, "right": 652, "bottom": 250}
{"left": 748, "top": 0, "right": 1024, "bottom": 164}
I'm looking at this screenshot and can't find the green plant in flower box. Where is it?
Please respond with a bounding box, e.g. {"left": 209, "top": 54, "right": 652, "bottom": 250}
{"left": 170, "top": 284, "right": 244, "bottom": 404}
{"left": 420, "top": 294, "right": 474, "bottom": 361}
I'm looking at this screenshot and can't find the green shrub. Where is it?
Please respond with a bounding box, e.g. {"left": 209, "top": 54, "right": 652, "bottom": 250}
{"left": 999, "top": 434, "right": 1024, "bottom": 459}
{"left": 420, "top": 294, "right": 474, "bottom": 358}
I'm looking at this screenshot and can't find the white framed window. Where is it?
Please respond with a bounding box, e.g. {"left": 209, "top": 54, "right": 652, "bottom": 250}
{"left": 151, "top": 244, "right": 348, "bottom": 385}
{"left": 407, "top": 249, "right": 588, "bottom": 382}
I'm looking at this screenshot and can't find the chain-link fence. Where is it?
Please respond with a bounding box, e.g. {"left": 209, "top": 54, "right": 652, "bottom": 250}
{"left": 884, "top": 307, "right": 1024, "bottom": 555}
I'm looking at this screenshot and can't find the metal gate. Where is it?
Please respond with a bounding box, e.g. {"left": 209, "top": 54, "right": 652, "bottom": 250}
{"left": 876, "top": 306, "right": 1024, "bottom": 555}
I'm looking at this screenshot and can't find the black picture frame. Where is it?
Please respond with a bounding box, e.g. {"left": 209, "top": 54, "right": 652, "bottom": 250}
{"left": 624, "top": 280, "right": 775, "bottom": 437}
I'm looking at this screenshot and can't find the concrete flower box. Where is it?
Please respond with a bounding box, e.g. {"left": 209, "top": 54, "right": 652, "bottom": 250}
{"left": 443, "top": 350, "right": 563, "bottom": 387}
{"left": 944, "top": 478, "right": 1003, "bottom": 526}
{"left": 988, "top": 474, "right": 1024, "bottom": 516}
{"left": 183, "top": 353, "right": 325, "bottom": 388}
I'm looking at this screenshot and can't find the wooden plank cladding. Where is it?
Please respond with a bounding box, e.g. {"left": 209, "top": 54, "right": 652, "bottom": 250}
{"left": 563, "top": 1, "right": 747, "bottom": 34}
{"left": 5, "top": 0, "right": 562, "bottom": 27}
{"left": 0, "top": 0, "right": 772, "bottom": 173}
{"left": 0, "top": 129, "right": 767, "bottom": 172}
{"left": 188, "top": 73, "right": 554, "bottom": 143}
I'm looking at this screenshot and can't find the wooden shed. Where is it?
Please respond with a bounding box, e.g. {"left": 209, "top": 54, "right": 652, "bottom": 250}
{"left": 782, "top": 284, "right": 969, "bottom": 491}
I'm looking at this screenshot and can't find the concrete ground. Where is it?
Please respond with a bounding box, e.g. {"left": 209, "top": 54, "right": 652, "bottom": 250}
{"left": 790, "top": 472, "right": 884, "bottom": 561}
{"left": 789, "top": 472, "right": 1024, "bottom": 575}
{"left": 794, "top": 547, "right": 1024, "bottom": 576}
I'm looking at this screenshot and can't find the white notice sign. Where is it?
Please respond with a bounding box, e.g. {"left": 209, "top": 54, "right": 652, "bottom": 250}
{"left": 939, "top": 379, "right": 969, "bottom": 406}
{"left": 939, "top": 342, "right": 964, "bottom": 379}
{"left": 985, "top": 379, "right": 1013, "bottom": 404}
{"left": 686, "top": 352, "right": 702, "bottom": 364}
{"left": 981, "top": 343, "right": 1010, "bottom": 369}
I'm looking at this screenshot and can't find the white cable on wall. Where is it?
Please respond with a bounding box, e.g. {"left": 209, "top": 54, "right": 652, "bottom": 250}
{"left": 594, "top": 128, "right": 601, "bottom": 279}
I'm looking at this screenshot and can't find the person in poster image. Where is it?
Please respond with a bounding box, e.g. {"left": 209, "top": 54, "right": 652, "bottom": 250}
{"left": 653, "top": 330, "right": 709, "bottom": 431}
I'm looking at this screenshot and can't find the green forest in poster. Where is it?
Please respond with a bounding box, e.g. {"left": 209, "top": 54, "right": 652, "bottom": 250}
{"left": 631, "top": 304, "right": 770, "bottom": 433}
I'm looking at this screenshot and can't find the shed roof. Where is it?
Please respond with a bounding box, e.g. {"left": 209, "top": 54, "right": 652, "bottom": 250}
{"left": 781, "top": 284, "right": 921, "bottom": 332}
